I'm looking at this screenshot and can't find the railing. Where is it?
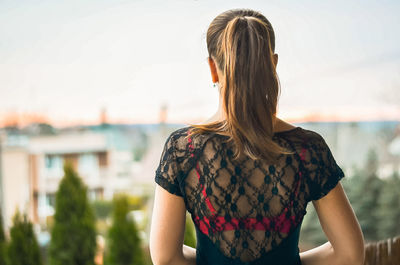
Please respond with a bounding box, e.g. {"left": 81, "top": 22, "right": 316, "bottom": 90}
{"left": 364, "top": 235, "right": 400, "bottom": 265}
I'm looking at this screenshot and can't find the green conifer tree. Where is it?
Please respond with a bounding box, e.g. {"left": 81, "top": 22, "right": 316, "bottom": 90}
{"left": 105, "top": 194, "right": 144, "bottom": 265}
{"left": 0, "top": 210, "right": 7, "bottom": 265}
{"left": 378, "top": 170, "right": 400, "bottom": 239}
{"left": 7, "top": 210, "right": 42, "bottom": 265}
{"left": 48, "top": 160, "right": 97, "bottom": 265}
{"left": 351, "top": 149, "right": 383, "bottom": 242}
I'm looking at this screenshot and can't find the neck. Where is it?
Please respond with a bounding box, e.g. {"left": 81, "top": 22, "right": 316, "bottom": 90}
{"left": 201, "top": 96, "right": 279, "bottom": 128}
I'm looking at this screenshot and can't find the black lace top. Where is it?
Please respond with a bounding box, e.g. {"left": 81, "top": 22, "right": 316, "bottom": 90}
{"left": 154, "top": 125, "right": 345, "bottom": 265}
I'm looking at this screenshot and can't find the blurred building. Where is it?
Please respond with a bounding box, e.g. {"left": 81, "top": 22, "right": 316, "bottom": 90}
{"left": 29, "top": 131, "right": 110, "bottom": 225}
{"left": 0, "top": 127, "right": 145, "bottom": 232}
{"left": 0, "top": 142, "right": 31, "bottom": 231}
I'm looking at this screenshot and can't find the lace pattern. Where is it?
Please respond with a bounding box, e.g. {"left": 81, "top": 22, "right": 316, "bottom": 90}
{"left": 154, "top": 125, "right": 345, "bottom": 262}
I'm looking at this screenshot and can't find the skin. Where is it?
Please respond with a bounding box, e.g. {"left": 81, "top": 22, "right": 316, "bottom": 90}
{"left": 149, "top": 54, "right": 365, "bottom": 265}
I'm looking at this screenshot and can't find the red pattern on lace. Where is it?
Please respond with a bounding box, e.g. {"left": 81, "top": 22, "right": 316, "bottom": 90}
{"left": 188, "top": 131, "right": 307, "bottom": 236}
{"left": 193, "top": 209, "right": 298, "bottom": 235}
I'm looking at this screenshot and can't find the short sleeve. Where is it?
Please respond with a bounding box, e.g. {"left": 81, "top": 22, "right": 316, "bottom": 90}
{"left": 307, "top": 134, "right": 345, "bottom": 201}
{"left": 154, "top": 133, "right": 184, "bottom": 197}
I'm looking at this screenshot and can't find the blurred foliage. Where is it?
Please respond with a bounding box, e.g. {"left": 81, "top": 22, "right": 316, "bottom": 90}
{"left": 349, "top": 150, "right": 384, "bottom": 241}
{"left": 95, "top": 220, "right": 109, "bottom": 238}
{"left": 7, "top": 210, "right": 42, "bottom": 265}
{"left": 378, "top": 170, "right": 400, "bottom": 238}
{"left": 92, "top": 195, "right": 146, "bottom": 219}
{"left": 48, "top": 161, "right": 97, "bottom": 265}
{"left": 126, "top": 195, "right": 146, "bottom": 211}
{"left": 45, "top": 215, "right": 54, "bottom": 231}
{"left": 92, "top": 200, "right": 113, "bottom": 220}
{"left": 92, "top": 194, "right": 150, "bottom": 249}
{"left": 301, "top": 148, "right": 400, "bottom": 246}
{"left": 184, "top": 214, "right": 196, "bottom": 248}
{"left": 0, "top": 210, "right": 7, "bottom": 265}
{"left": 104, "top": 194, "right": 144, "bottom": 265}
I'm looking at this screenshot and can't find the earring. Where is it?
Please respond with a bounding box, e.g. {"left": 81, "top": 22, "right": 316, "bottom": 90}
{"left": 213, "top": 83, "right": 217, "bottom": 88}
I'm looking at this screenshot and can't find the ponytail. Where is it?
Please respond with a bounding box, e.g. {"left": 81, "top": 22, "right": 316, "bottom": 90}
{"left": 189, "top": 9, "right": 294, "bottom": 163}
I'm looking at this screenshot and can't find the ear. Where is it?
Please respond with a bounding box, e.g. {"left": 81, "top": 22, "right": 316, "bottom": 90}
{"left": 273, "top": 53, "right": 278, "bottom": 67}
{"left": 208, "top": 57, "right": 219, "bottom": 83}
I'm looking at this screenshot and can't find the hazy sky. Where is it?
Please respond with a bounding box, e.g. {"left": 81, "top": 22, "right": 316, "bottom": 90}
{"left": 1, "top": 0, "right": 399, "bottom": 126}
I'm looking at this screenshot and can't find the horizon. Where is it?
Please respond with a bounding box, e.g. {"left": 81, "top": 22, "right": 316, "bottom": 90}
{"left": 1, "top": 108, "right": 399, "bottom": 129}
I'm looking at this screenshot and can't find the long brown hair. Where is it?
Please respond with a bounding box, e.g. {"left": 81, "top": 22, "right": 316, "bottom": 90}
{"left": 189, "top": 9, "right": 294, "bottom": 163}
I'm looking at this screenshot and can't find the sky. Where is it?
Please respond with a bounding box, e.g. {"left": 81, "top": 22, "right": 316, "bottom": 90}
{"left": 1, "top": 0, "right": 400, "bottom": 127}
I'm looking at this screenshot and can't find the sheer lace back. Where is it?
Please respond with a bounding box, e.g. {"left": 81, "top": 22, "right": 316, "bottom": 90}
{"left": 155, "top": 125, "right": 345, "bottom": 263}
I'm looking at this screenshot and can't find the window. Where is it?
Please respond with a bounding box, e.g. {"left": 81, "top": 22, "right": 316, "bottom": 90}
{"left": 45, "top": 154, "right": 63, "bottom": 176}
{"left": 98, "top": 152, "right": 108, "bottom": 167}
{"left": 78, "top": 153, "right": 97, "bottom": 174}
{"left": 46, "top": 193, "right": 55, "bottom": 208}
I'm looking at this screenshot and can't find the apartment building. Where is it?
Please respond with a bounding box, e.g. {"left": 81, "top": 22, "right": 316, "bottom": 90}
{"left": 0, "top": 128, "right": 139, "bottom": 231}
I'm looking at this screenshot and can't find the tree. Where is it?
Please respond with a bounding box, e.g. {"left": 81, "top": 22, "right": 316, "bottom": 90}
{"left": 0, "top": 210, "right": 7, "bottom": 265}
{"left": 378, "top": 170, "right": 400, "bottom": 239}
{"left": 350, "top": 149, "right": 384, "bottom": 242}
{"left": 48, "top": 160, "right": 97, "bottom": 265}
{"left": 7, "top": 210, "right": 42, "bottom": 265}
{"left": 105, "top": 194, "right": 144, "bottom": 265}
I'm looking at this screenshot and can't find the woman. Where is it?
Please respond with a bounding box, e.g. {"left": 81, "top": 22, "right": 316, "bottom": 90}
{"left": 150, "top": 8, "right": 364, "bottom": 265}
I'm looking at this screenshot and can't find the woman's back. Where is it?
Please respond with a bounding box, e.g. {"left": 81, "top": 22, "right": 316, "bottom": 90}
{"left": 150, "top": 8, "right": 364, "bottom": 265}
{"left": 155, "top": 125, "right": 345, "bottom": 264}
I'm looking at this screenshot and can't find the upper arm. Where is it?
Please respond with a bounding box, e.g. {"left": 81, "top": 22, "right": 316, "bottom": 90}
{"left": 305, "top": 133, "right": 364, "bottom": 263}
{"left": 312, "top": 182, "right": 365, "bottom": 263}
{"left": 150, "top": 184, "right": 187, "bottom": 265}
{"left": 150, "top": 131, "right": 188, "bottom": 265}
